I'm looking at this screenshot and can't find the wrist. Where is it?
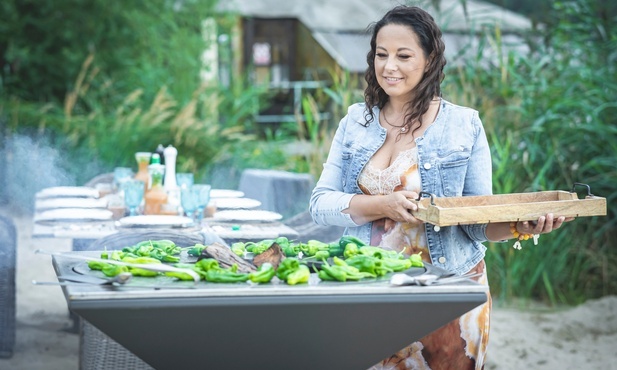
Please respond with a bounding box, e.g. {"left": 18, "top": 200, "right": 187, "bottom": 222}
{"left": 509, "top": 222, "right": 539, "bottom": 250}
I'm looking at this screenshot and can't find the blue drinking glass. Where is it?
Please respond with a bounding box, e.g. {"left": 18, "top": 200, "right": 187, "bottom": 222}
{"left": 181, "top": 186, "right": 199, "bottom": 220}
{"left": 192, "top": 184, "right": 211, "bottom": 223}
{"left": 176, "top": 173, "right": 194, "bottom": 189}
{"left": 122, "top": 180, "right": 145, "bottom": 216}
{"left": 114, "top": 167, "right": 134, "bottom": 192}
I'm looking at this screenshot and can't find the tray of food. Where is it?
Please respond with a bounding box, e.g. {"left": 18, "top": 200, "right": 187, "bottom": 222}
{"left": 410, "top": 183, "right": 606, "bottom": 227}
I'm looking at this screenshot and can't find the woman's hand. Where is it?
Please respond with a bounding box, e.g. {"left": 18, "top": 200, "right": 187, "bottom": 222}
{"left": 382, "top": 191, "right": 424, "bottom": 228}
{"left": 515, "top": 213, "right": 575, "bottom": 235}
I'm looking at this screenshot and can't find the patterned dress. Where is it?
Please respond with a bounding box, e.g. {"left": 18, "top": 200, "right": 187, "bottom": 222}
{"left": 358, "top": 146, "right": 492, "bottom": 370}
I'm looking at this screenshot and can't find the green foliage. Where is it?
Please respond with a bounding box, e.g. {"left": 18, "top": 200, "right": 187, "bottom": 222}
{"left": 0, "top": 0, "right": 217, "bottom": 104}
{"left": 444, "top": 0, "right": 616, "bottom": 304}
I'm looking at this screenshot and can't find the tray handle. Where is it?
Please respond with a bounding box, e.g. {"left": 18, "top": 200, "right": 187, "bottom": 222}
{"left": 415, "top": 192, "right": 436, "bottom": 206}
{"left": 570, "top": 182, "right": 595, "bottom": 197}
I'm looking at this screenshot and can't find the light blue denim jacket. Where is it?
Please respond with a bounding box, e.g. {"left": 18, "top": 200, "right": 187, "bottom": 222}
{"left": 310, "top": 99, "right": 493, "bottom": 275}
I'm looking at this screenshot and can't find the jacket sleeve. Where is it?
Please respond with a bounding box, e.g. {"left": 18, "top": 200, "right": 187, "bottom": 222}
{"left": 461, "top": 111, "right": 493, "bottom": 241}
{"left": 309, "top": 111, "right": 361, "bottom": 228}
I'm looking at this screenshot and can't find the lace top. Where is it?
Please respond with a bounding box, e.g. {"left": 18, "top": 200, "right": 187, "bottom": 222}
{"left": 357, "top": 146, "right": 429, "bottom": 259}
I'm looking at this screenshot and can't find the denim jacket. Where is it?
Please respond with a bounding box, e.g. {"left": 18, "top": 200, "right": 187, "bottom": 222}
{"left": 310, "top": 99, "right": 493, "bottom": 275}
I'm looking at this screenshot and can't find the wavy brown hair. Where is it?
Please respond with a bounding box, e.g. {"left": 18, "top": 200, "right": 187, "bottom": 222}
{"left": 363, "top": 5, "right": 446, "bottom": 136}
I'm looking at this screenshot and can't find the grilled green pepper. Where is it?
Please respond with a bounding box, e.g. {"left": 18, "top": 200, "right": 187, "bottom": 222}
{"left": 276, "top": 258, "right": 301, "bottom": 281}
{"left": 248, "top": 263, "right": 276, "bottom": 284}
{"left": 187, "top": 244, "right": 207, "bottom": 257}
{"left": 410, "top": 252, "right": 424, "bottom": 267}
{"left": 343, "top": 243, "right": 360, "bottom": 259}
{"left": 359, "top": 246, "right": 400, "bottom": 259}
{"left": 286, "top": 264, "right": 310, "bottom": 285}
{"left": 102, "top": 264, "right": 130, "bottom": 277}
{"left": 196, "top": 258, "right": 220, "bottom": 272}
{"left": 230, "top": 242, "right": 246, "bottom": 257}
{"left": 205, "top": 267, "right": 249, "bottom": 283}
{"left": 88, "top": 260, "right": 110, "bottom": 271}
{"left": 338, "top": 235, "right": 367, "bottom": 249}
{"left": 381, "top": 257, "right": 412, "bottom": 272}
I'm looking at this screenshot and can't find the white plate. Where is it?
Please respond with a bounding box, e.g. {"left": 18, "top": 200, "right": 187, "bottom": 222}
{"left": 212, "top": 210, "right": 283, "bottom": 223}
{"left": 210, "top": 189, "right": 244, "bottom": 199}
{"left": 213, "top": 197, "right": 261, "bottom": 209}
{"left": 35, "top": 197, "right": 108, "bottom": 211}
{"left": 34, "top": 208, "right": 114, "bottom": 225}
{"left": 117, "top": 215, "right": 195, "bottom": 228}
{"left": 36, "top": 186, "right": 100, "bottom": 199}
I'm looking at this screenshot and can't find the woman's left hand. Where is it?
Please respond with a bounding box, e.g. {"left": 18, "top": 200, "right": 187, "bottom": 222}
{"left": 516, "top": 213, "right": 575, "bottom": 235}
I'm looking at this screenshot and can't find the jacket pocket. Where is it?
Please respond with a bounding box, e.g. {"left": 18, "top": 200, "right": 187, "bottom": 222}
{"left": 439, "top": 156, "right": 469, "bottom": 196}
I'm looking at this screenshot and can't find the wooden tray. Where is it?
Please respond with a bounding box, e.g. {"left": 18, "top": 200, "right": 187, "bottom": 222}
{"left": 411, "top": 189, "right": 606, "bottom": 227}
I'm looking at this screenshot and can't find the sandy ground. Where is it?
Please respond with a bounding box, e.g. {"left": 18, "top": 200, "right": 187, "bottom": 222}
{"left": 1, "top": 208, "right": 616, "bottom": 370}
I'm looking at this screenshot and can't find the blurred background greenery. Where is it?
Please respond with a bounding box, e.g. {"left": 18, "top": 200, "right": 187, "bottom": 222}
{"left": 1, "top": 0, "right": 615, "bottom": 304}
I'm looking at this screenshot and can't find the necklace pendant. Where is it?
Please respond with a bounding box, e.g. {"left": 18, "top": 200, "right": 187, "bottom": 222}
{"left": 400, "top": 126, "right": 408, "bottom": 133}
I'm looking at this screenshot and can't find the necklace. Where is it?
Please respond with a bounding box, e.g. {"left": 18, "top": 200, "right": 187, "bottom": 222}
{"left": 382, "top": 109, "right": 408, "bottom": 134}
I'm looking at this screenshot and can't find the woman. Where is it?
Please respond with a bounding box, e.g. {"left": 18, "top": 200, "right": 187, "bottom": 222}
{"left": 309, "top": 5, "right": 570, "bottom": 369}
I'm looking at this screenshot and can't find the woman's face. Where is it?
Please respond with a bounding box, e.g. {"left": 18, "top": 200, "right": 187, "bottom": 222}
{"left": 374, "top": 24, "right": 428, "bottom": 102}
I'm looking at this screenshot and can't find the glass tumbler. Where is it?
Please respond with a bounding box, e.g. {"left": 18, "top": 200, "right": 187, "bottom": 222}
{"left": 181, "top": 186, "right": 199, "bottom": 220}
{"left": 176, "top": 173, "right": 195, "bottom": 189}
{"left": 122, "top": 180, "right": 145, "bottom": 216}
{"left": 114, "top": 167, "right": 134, "bottom": 193}
{"left": 193, "top": 184, "right": 212, "bottom": 223}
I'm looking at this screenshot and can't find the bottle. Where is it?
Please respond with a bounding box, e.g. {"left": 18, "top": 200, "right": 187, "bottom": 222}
{"left": 143, "top": 159, "right": 167, "bottom": 215}
{"left": 154, "top": 144, "right": 166, "bottom": 165}
{"left": 163, "top": 145, "right": 180, "bottom": 214}
{"left": 134, "top": 152, "right": 152, "bottom": 193}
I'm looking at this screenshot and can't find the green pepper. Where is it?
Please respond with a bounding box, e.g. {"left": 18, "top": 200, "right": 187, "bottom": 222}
{"left": 129, "top": 267, "right": 159, "bottom": 277}
{"left": 102, "top": 264, "right": 129, "bottom": 277}
{"left": 196, "top": 258, "right": 220, "bottom": 272}
{"left": 122, "top": 256, "right": 161, "bottom": 265}
{"left": 165, "top": 271, "right": 196, "bottom": 281}
{"left": 321, "top": 260, "right": 375, "bottom": 281}
{"left": 88, "top": 260, "right": 110, "bottom": 271}
{"left": 320, "top": 264, "right": 347, "bottom": 282}
{"left": 205, "top": 268, "right": 249, "bottom": 283}
{"left": 343, "top": 242, "right": 359, "bottom": 259}
{"left": 276, "top": 258, "right": 301, "bottom": 280}
{"left": 317, "top": 269, "right": 336, "bottom": 281}
{"left": 230, "top": 242, "right": 246, "bottom": 257}
{"left": 274, "top": 236, "right": 290, "bottom": 250}
{"left": 281, "top": 243, "right": 300, "bottom": 257}
{"left": 300, "top": 240, "right": 330, "bottom": 256}
{"left": 248, "top": 263, "right": 276, "bottom": 284}
{"left": 110, "top": 250, "right": 125, "bottom": 261}
{"left": 327, "top": 242, "right": 345, "bottom": 257}
{"left": 187, "top": 244, "right": 207, "bottom": 257}
{"left": 410, "top": 252, "right": 424, "bottom": 267}
{"left": 381, "top": 257, "right": 412, "bottom": 272}
{"left": 345, "top": 255, "right": 380, "bottom": 276}
{"left": 358, "top": 246, "right": 400, "bottom": 259}
{"left": 338, "top": 235, "right": 367, "bottom": 249}
{"left": 286, "top": 265, "right": 310, "bottom": 285}
{"left": 245, "top": 240, "right": 274, "bottom": 255}
{"left": 161, "top": 254, "right": 180, "bottom": 263}
{"left": 100, "top": 248, "right": 109, "bottom": 260}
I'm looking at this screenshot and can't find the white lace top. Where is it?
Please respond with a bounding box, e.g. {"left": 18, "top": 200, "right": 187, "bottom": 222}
{"left": 357, "top": 146, "right": 429, "bottom": 258}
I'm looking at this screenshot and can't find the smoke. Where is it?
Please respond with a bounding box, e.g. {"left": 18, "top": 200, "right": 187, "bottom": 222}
{"left": 0, "top": 134, "right": 77, "bottom": 213}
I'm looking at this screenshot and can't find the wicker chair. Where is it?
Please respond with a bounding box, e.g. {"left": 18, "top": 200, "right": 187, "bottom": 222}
{"left": 0, "top": 215, "right": 16, "bottom": 359}
{"left": 78, "top": 230, "right": 207, "bottom": 370}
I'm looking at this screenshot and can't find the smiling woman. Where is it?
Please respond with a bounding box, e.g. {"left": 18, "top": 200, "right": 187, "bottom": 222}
{"left": 309, "top": 5, "right": 573, "bottom": 370}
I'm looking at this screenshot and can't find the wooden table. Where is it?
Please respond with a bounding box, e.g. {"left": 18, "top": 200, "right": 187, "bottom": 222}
{"left": 53, "top": 251, "right": 488, "bottom": 370}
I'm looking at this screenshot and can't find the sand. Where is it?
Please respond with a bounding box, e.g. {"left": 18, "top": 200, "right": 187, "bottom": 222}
{"left": 1, "top": 209, "right": 616, "bottom": 370}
